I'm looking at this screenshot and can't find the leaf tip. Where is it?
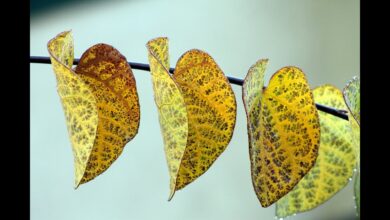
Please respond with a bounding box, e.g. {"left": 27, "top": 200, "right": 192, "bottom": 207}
{"left": 74, "top": 177, "right": 83, "bottom": 189}
{"left": 146, "top": 36, "right": 168, "bottom": 49}
{"left": 167, "top": 190, "right": 175, "bottom": 201}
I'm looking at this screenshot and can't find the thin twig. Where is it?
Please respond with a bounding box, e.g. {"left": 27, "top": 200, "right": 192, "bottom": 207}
{"left": 30, "top": 56, "right": 349, "bottom": 121}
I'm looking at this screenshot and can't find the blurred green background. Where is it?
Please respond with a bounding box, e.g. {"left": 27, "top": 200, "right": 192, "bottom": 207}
{"left": 30, "top": 0, "right": 359, "bottom": 219}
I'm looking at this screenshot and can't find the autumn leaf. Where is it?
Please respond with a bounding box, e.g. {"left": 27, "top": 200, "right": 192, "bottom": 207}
{"left": 242, "top": 62, "right": 320, "bottom": 207}
{"left": 48, "top": 31, "right": 140, "bottom": 187}
{"left": 343, "top": 76, "right": 360, "bottom": 216}
{"left": 275, "top": 85, "right": 356, "bottom": 218}
{"left": 146, "top": 37, "right": 189, "bottom": 199}
{"left": 173, "top": 50, "right": 236, "bottom": 195}
{"left": 146, "top": 38, "right": 236, "bottom": 200}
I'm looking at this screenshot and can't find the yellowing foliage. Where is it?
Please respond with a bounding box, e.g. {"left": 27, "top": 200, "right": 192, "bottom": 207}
{"left": 146, "top": 38, "right": 236, "bottom": 200}
{"left": 48, "top": 31, "right": 140, "bottom": 187}
{"left": 146, "top": 37, "right": 189, "bottom": 199}
{"left": 242, "top": 62, "right": 320, "bottom": 207}
{"left": 46, "top": 31, "right": 357, "bottom": 217}
{"left": 276, "top": 85, "right": 356, "bottom": 218}
{"left": 173, "top": 50, "right": 236, "bottom": 191}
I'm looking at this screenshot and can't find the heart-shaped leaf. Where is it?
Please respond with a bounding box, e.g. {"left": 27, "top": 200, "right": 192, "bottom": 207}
{"left": 172, "top": 49, "right": 236, "bottom": 195}
{"left": 48, "top": 31, "right": 140, "bottom": 187}
{"left": 242, "top": 61, "right": 320, "bottom": 207}
{"left": 146, "top": 37, "right": 236, "bottom": 200}
{"left": 276, "top": 85, "right": 356, "bottom": 218}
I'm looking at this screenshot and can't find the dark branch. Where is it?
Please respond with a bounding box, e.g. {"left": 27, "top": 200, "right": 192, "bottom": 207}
{"left": 30, "top": 56, "right": 349, "bottom": 121}
{"left": 315, "top": 103, "right": 348, "bottom": 120}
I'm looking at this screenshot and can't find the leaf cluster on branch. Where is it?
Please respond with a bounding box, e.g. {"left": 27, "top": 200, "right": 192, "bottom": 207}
{"left": 44, "top": 31, "right": 360, "bottom": 218}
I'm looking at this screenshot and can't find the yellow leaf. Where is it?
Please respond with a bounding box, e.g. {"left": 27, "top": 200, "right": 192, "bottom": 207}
{"left": 173, "top": 50, "right": 237, "bottom": 193}
{"left": 146, "top": 37, "right": 189, "bottom": 199}
{"left": 242, "top": 63, "right": 320, "bottom": 207}
{"left": 276, "top": 85, "right": 356, "bottom": 218}
{"left": 74, "top": 43, "right": 141, "bottom": 186}
{"left": 48, "top": 31, "right": 98, "bottom": 186}
{"left": 242, "top": 59, "right": 268, "bottom": 186}
{"left": 48, "top": 31, "right": 140, "bottom": 187}
{"left": 146, "top": 38, "right": 236, "bottom": 200}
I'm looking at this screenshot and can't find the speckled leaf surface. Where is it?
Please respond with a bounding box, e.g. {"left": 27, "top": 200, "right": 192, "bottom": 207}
{"left": 74, "top": 43, "right": 140, "bottom": 186}
{"left": 242, "top": 59, "right": 268, "bottom": 154}
{"left": 146, "top": 37, "right": 189, "bottom": 199}
{"left": 172, "top": 49, "right": 236, "bottom": 194}
{"left": 243, "top": 64, "right": 320, "bottom": 207}
{"left": 147, "top": 38, "right": 236, "bottom": 200}
{"left": 276, "top": 85, "right": 355, "bottom": 218}
{"left": 48, "top": 31, "right": 140, "bottom": 187}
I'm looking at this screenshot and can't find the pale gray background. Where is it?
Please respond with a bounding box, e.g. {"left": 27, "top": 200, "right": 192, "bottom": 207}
{"left": 30, "top": 0, "right": 359, "bottom": 219}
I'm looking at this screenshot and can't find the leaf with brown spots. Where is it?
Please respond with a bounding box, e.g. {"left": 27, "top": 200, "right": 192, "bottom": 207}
{"left": 48, "top": 31, "right": 140, "bottom": 187}
{"left": 242, "top": 62, "right": 320, "bottom": 207}
{"left": 172, "top": 49, "right": 237, "bottom": 197}
{"left": 276, "top": 85, "right": 356, "bottom": 218}
{"left": 146, "top": 37, "right": 236, "bottom": 200}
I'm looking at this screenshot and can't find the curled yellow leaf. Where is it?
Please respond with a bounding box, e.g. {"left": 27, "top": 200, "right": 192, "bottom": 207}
{"left": 276, "top": 85, "right": 356, "bottom": 218}
{"left": 242, "top": 62, "right": 320, "bottom": 207}
{"left": 146, "top": 37, "right": 189, "bottom": 199}
{"left": 48, "top": 31, "right": 140, "bottom": 187}
{"left": 146, "top": 38, "right": 236, "bottom": 200}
